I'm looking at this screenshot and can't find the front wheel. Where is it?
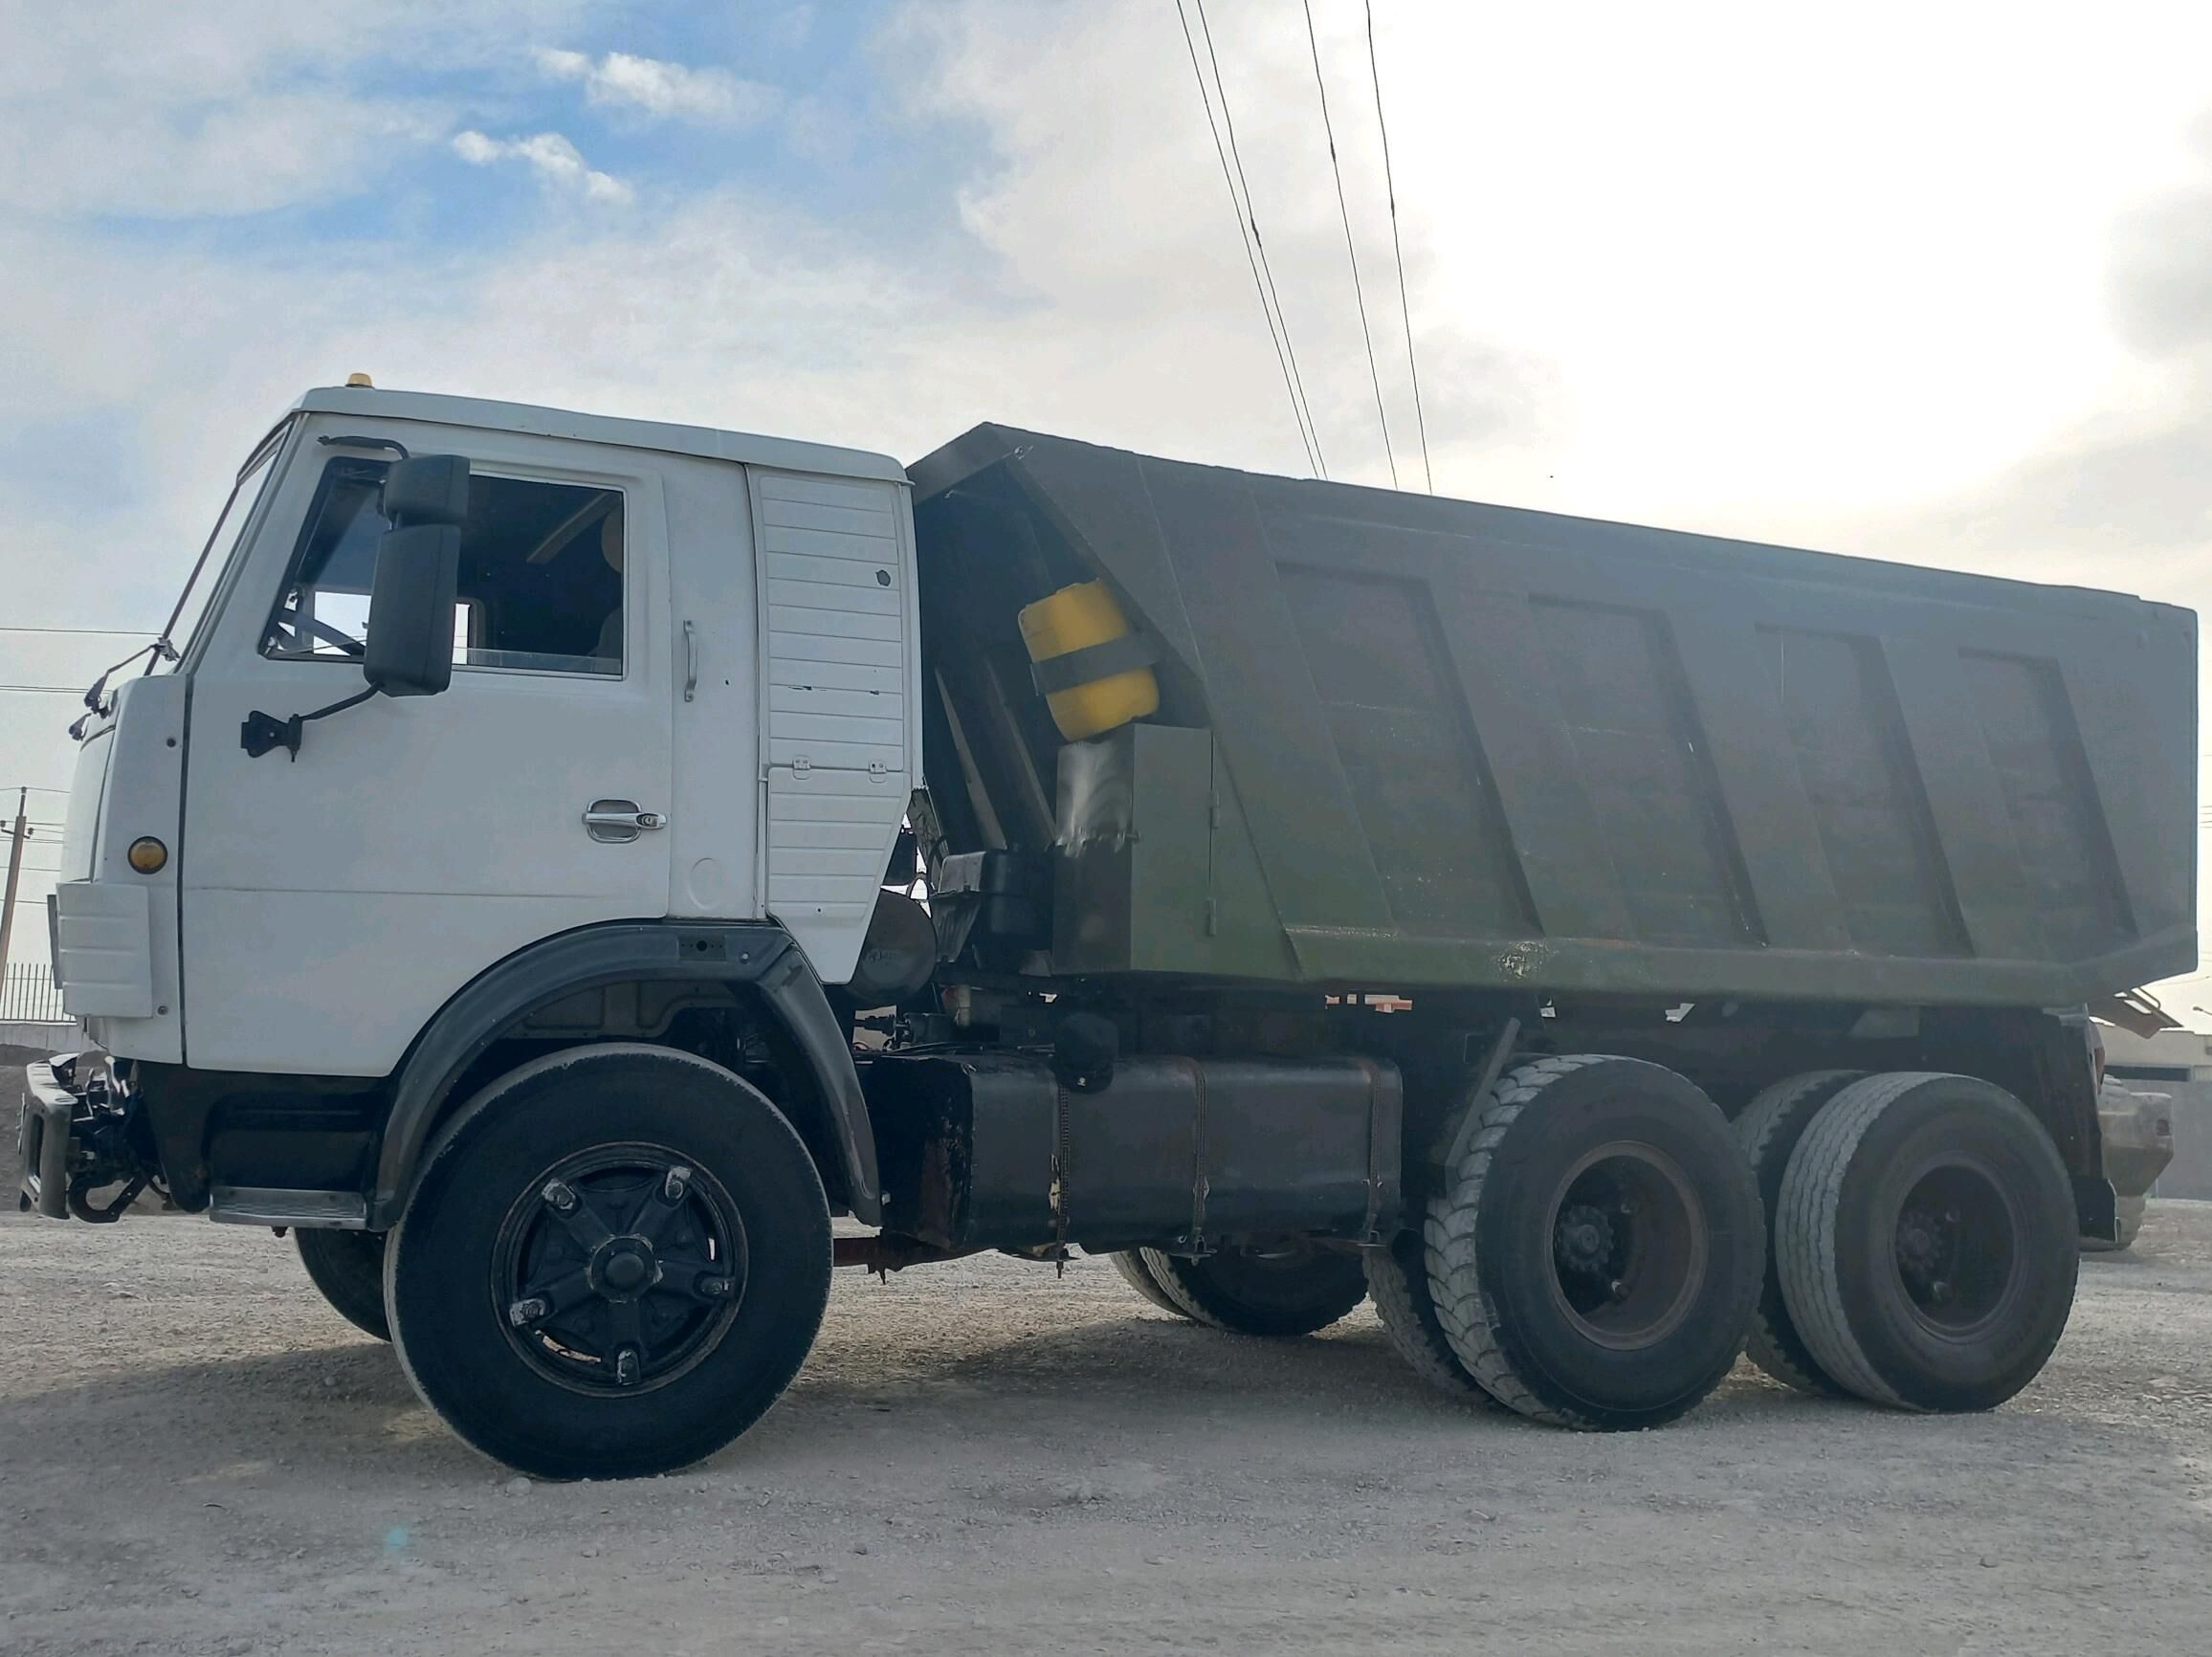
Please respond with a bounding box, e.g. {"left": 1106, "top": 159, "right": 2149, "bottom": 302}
{"left": 387, "top": 1043, "right": 832, "bottom": 1480}
{"left": 296, "top": 1227, "right": 390, "bottom": 1341}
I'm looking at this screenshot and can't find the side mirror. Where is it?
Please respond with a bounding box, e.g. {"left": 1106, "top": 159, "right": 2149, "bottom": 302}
{"left": 365, "top": 454, "right": 468, "bottom": 698}
{"left": 243, "top": 453, "right": 470, "bottom": 754}
{"left": 365, "top": 524, "right": 460, "bottom": 696}
{"left": 382, "top": 453, "right": 470, "bottom": 527}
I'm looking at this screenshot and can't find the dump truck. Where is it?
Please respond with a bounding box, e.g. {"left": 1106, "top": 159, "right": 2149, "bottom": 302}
{"left": 20, "top": 384, "right": 2196, "bottom": 1478}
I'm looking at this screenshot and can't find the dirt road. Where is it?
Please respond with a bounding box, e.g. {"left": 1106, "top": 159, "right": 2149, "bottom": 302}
{"left": 3, "top": 1198, "right": 2210, "bottom": 1657}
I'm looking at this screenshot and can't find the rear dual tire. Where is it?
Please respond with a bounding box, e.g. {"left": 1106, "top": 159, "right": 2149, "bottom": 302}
{"left": 1108, "top": 1248, "right": 1188, "bottom": 1315}
{"left": 1733, "top": 1070, "right": 1865, "bottom": 1396}
{"left": 1113, "top": 1244, "right": 1368, "bottom": 1337}
{"left": 1364, "top": 1230, "right": 1500, "bottom": 1404}
{"left": 1425, "top": 1055, "right": 1765, "bottom": 1429}
{"left": 1774, "top": 1072, "right": 2077, "bottom": 1413}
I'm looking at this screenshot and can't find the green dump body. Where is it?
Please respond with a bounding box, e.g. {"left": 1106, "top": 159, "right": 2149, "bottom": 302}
{"left": 907, "top": 425, "right": 2198, "bottom": 1006}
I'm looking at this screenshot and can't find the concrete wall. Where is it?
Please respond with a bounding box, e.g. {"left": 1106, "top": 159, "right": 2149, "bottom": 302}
{"left": 0, "top": 1022, "right": 74, "bottom": 1055}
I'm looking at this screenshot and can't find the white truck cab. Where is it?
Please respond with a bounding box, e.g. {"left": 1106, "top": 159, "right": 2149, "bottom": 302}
{"left": 52, "top": 384, "right": 918, "bottom": 1081}
{"left": 24, "top": 385, "right": 938, "bottom": 1474}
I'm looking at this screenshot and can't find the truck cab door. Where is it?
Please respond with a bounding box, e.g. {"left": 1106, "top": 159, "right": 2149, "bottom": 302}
{"left": 179, "top": 422, "right": 674, "bottom": 1076}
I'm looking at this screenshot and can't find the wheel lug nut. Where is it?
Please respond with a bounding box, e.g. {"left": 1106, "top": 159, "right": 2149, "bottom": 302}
{"left": 542, "top": 1179, "right": 578, "bottom": 1213}
{"left": 663, "top": 1166, "right": 691, "bottom": 1201}
{"left": 507, "top": 1296, "right": 548, "bottom": 1327}
{"left": 699, "top": 1276, "right": 735, "bottom": 1299}
{"left": 614, "top": 1347, "right": 641, "bottom": 1387}
{"left": 1608, "top": 1279, "right": 1628, "bottom": 1301}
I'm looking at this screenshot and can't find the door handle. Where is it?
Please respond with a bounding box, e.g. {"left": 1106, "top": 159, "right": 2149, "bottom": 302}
{"left": 683, "top": 619, "right": 698, "bottom": 703}
{"left": 584, "top": 800, "right": 667, "bottom": 843}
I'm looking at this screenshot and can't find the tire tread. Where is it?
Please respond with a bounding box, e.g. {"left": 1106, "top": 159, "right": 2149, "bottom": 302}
{"left": 1775, "top": 1071, "right": 1946, "bottom": 1410}
{"left": 1424, "top": 1053, "right": 1616, "bottom": 1426}
{"left": 1108, "top": 1250, "right": 1188, "bottom": 1317}
{"left": 1734, "top": 1070, "right": 1863, "bottom": 1397}
{"left": 1364, "top": 1236, "right": 1494, "bottom": 1403}
{"left": 1137, "top": 1248, "right": 1367, "bottom": 1337}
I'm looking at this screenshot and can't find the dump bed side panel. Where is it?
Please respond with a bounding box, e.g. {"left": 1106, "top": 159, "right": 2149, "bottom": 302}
{"left": 909, "top": 426, "right": 2197, "bottom": 1005}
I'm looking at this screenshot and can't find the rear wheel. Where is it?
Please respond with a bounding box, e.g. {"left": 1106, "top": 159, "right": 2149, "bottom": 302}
{"left": 1137, "top": 1243, "right": 1368, "bottom": 1337}
{"left": 1107, "top": 1249, "right": 1191, "bottom": 1317}
{"left": 295, "top": 1227, "right": 390, "bottom": 1342}
{"left": 1426, "top": 1054, "right": 1763, "bottom": 1429}
{"left": 1776, "top": 1072, "right": 2076, "bottom": 1412}
{"left": 1733, "top": 1071, "right": 1864, "bottom": 1396}
{"left": 387, "top": 1044, "right": 831, "bottom": 1479}
{"left": 1365, "top": 1232, "right": 1496, "bottom": 1403}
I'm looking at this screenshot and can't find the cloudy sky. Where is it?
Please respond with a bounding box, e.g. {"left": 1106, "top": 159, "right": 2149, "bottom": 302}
{"left": 2, "top": 0, "right": 2208, "bottom": 995}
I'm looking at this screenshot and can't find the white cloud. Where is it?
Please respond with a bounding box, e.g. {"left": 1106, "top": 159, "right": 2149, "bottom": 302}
{"left": 0, "top": 0, "right": 594, "bottom": 217}
{"left": 452, "top": 129, "right": 632, "bottom": 204}
{"left": 535, "top": 46, "right": 779, "bottom": 125}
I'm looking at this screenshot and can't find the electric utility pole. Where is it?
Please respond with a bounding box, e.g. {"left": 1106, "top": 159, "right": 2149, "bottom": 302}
{"left": 0, "top": 788, "right": 28, "bottom": 973}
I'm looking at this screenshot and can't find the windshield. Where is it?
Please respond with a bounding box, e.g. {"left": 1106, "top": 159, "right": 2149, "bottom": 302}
{"left": 152, "top": 413, "right": 294, "bottom": 673}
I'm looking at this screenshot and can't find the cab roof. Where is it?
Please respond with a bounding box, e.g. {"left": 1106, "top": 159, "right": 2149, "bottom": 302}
{"left": 293, "top": 385, "right": 908, "bottom": 485}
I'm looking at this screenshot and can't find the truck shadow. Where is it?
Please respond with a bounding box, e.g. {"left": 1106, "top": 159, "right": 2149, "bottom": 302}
{"left": 792, "top": 1310, "right": 1801, "bottom": 1427}
{"left": 0, "top": 1303, "right": 1822, "bottom": 1486}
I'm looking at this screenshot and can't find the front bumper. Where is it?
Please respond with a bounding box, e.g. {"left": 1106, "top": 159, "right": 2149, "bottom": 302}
{"left": 14, "top": 1055, "right": 154, "bottom": 1222}
{"left": 16, "top": 1060, "right": 77, "bottom": 1218}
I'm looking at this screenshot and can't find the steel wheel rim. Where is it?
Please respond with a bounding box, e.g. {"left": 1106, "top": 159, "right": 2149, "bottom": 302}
{"left": 491, "top": 1142, "right": 748, "bottom": 1396}
{"left": 1543, "top": 1140, "right": 1708, "bottom": 1351}
{"left": 1891, "top": 1155, "right": 2022, "bottom": 1338}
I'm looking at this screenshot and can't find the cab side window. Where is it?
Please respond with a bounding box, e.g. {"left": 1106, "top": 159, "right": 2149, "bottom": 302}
{"left": 263, "top": 457, "right": 625, "bottom": 675}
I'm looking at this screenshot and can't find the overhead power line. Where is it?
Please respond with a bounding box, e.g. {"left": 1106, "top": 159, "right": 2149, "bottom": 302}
{"left": 1302, "top": 0, "right": 1398, "bottom": 487}
{"left": 1362, "top": 0, "right": 1433, "bottom": 494}
{"left": 0, "top": 625, "right": 160, "bottom": 638}
{"left": 1174, "top": 0, "right": 1325, "bottom": 477}
{"left": 1190, "top": 0, "right": 1328, "bottom": 478}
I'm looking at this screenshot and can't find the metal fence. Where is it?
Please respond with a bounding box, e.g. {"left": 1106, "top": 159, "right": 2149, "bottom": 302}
{"left": 1, "top": 963, "right": 64, "bottom": 1024}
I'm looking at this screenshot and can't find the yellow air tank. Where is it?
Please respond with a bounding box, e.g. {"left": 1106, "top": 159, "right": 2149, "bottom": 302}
{"left": 1018, "top": 580, "right": 1161, "bottom": 741}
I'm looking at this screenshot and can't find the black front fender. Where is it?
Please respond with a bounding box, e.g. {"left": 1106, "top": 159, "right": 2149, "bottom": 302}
{"left": 367, "top": 921, "right": 879, "bottom": 1228}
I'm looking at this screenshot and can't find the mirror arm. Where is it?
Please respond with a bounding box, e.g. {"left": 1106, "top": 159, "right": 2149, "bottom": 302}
{"left": 240, "top": 686, "right": 381, "bottom": 762}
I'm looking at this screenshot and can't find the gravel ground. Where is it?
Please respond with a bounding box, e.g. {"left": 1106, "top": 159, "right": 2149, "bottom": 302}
{"left": 1, "top": 1196, "right": 2208, "bottom": 1656}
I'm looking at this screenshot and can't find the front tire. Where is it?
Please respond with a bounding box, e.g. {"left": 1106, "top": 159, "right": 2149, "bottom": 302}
{"left": 386, "top": 1044, "right": 831, "bottom": 1480}
{"left": 1426, "top": 1054, "right": 1763, "bottom": 1429}
{"left": 1136, "top": 1244, "right": 1368, "bottom": 1337}
{"left": 1776, "top": 1072, "right": 2077, "bottom": 1412}
{"left": 296, "top": 1227, "right": 390, "bottom": 1342}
